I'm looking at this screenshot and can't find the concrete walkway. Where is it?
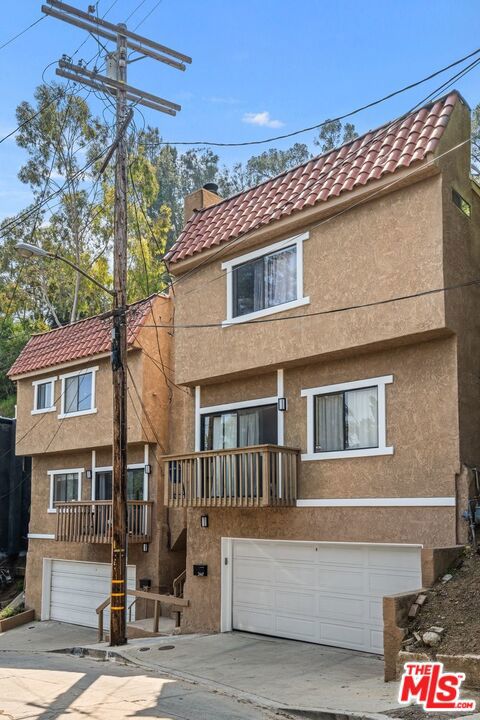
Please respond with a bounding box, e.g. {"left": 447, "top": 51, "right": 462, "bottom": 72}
{"left": 0, "top": 620, "right": 97, "bottom": 651}
{"left": 81, "top": 631, "right": 402, "bottom": 715}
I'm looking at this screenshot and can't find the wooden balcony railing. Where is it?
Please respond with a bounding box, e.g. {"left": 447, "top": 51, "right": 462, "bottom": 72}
{"left": 164, "top": 445, "right": 299, "bottom": 508}
{"left": 55, "top": 500, "right": 153, "bottom": 544}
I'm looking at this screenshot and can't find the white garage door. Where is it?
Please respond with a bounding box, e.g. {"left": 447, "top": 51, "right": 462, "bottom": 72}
{"left": 44, "top": 559, "right": 136, "bottom": 629}
{"left": 231, "top": 540, "right": 422, "bottom": 654}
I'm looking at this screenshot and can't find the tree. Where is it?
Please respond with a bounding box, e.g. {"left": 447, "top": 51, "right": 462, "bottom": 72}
{"left": 314, "top": 120, "right": 358, "bottom": 153}
{"left": 11, "top": 82, "right": 111, "bottom": 325}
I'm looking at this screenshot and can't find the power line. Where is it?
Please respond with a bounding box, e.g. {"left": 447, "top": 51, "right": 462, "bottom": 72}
{"left": 133, "top": 0, "right": 163, "bottom": 31}
{"left": 141, "top": 135, "right": 472, "bottom": 329}
{"left": 141, "top": 45, "right": 480, "bottom": 149}
{"left": 0, "top": 15, "right": 46, "bottom": 53}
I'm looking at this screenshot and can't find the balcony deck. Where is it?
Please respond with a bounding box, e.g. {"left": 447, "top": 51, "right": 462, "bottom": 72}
{"left": 55, "top": 500, "right": 153, "bottom": 544}
{"left": 164, "top": 444, "right": 299, "bottom": 508}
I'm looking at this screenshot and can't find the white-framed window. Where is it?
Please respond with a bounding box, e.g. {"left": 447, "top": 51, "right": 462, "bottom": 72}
{"left": 221, "top": 232, "right": 310, "bottom": 325}
{"left": 301, "top": 375, "right": 394, "bottom": 461}
{"left": 92, "top": 464, "right": 148, "bottom": 501}
{"left": 32, "top": 376, "right": 57, "bottom": 414}
{"left": 58, "top": 366, "right": 98, "bottom": 419}
{"left": 47, "top": 468, "right": 83, "bottom": 512}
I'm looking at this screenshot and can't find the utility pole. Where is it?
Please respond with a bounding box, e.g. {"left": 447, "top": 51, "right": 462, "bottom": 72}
{"left": 41, "top": 0, "right": 191, "bottom": 646}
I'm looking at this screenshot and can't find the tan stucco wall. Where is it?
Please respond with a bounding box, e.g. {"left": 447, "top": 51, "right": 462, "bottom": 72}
{"left": 172, "top": 172, "right": 447, "bottom": 386}
{"left": 26, "top": 443, "right": 185, "bottom": 618}
{"left": 170, "top": 338, "right": 460, "bottom": 502}
{"left": 14, "top": 295, "right": 172, "bottom": 457}
{"left": 181, "top": 507, "right": 457, "bottom": 634}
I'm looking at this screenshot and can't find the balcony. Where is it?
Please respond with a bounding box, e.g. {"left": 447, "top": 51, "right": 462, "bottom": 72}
{"left": 55, "top": 501, "right": 153, "bottom": 544}
{"left": 164, "top": 445, "right": 299, "bottom": 508}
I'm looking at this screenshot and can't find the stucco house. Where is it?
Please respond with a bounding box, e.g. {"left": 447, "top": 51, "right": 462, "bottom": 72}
{"left": 8, "top": 293, "right": 185, "bottom": 629}
{"left": 163, "top": 91, "right": 480, "bottom": 657}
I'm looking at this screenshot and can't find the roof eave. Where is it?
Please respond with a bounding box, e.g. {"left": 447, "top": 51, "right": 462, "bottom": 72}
{"left": 168, "top": 156, "right": 441, "bottom": 275}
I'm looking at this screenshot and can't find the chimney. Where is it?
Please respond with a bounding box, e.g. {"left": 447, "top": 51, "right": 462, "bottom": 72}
{"left": 184, "top": 183, "right": 222, "bottom": 225}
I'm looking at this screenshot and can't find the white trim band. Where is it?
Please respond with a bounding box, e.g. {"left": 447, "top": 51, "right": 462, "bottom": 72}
{"left": 296, "top": 497, "right": 456, "bottom": 507}
{"left": 28, "top": 533, "right": 55, "bottom": 540}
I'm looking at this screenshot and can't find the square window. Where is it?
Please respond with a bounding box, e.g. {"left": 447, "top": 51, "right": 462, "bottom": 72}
{"left": 62, "top": 371, "right": 94, "bottom": 415}
{"left": 36, "top": 381, "right": 52, "bottom": 410}
{"left": 51, "top": 471, "right": 80, "bottom": 507}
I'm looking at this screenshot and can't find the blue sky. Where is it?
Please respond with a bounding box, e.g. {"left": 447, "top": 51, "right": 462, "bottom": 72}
{"left": 1, "top": 0, "right": 480, "bottom": 220}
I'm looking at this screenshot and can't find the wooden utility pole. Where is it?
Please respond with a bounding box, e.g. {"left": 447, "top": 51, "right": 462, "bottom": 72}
{"left": 41, "top": 0, "right": 191, "bottom": 646}
{"left": 110, "top": 25, "right": 128, "bottom": 645}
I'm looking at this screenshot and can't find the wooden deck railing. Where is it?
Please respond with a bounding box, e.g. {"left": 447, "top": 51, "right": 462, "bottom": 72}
{"left": 164, "top": 445, "right": 299, "bottom": 508}
{"left": 55, "top": 500, "right": 153, "bottom": 544}
{"left": 96, "top": 588, "right": 189, "bottom": 641}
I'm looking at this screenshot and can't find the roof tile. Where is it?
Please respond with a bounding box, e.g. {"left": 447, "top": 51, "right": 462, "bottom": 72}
{"left": 166, "top": 93, "right": 459, "bottom": 266}
{"left": 8, "top": 294, "right": 161, "bottom": 378}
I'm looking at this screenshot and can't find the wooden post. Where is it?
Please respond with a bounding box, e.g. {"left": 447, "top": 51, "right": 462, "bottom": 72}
{"left": 110, "top": 25, "right": 128, "bottom": 647}
{"left": 153, "top": 598, "right": 161, "bottom": 633}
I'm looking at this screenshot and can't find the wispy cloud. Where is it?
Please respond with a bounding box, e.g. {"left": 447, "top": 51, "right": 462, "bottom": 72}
{"left": 242, "top": 111, "right": 284, "bottom": 129}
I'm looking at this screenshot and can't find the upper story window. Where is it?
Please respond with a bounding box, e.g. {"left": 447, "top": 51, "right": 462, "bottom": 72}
{"left": 201, "top": 403, "right": 277, "bottom": 450}
{"left": 58, "top": 367, "right": 98, "bottom": 418}
{"left": 32, "top": 376, "right": 56, "bottom": 414}
{"left": 301, "top": 375, "right": 394, "bottom": 461}
{"left": 48, "top": 468, "right": 83, "bottom": 512}
{"left": 94, "top": 466, "right": 146, "bottom": 501}
{"left": 222, "top": 232, "right": 310, "bottom": 325}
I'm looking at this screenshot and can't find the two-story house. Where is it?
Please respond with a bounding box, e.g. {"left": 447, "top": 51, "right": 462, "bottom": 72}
{"left": 163, "top": 91, "right": 480, "bottom": 656}
{"left": 8, "top": 293, "right": 186, "bottom": 629}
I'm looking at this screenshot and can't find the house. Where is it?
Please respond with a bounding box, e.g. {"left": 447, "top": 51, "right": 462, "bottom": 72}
{"left": 163, "top": 91, "right": 480, "bottom": 656}
{"left": 8, "top": 293, "right": 186, "bottom": 629}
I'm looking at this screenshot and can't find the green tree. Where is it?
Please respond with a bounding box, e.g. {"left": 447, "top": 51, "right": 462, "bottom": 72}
{"left": 314, "top": 120, "right": 358, "bottom": 153}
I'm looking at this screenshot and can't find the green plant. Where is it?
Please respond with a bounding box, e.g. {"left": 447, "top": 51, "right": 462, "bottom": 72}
{"left": 0, "top": 604, "right": 24, "bottom": 620}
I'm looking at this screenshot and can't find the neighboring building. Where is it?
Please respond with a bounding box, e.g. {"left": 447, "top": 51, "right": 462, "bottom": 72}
{"left": 8, "top": 294, "right": 185, "bottom": 628}
{"left": 164, "top": 91, "right": 480, "bottom": 655}
{"left": 0, "top": 417, "right": 31, "bottom": 557}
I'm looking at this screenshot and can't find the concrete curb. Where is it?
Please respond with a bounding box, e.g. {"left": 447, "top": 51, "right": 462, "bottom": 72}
{"left": 63, "top": 644, "right": 396, "bottom": 720}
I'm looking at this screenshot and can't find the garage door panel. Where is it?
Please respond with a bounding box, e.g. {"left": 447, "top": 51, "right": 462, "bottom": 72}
{"left": 367, "top": 546, "right": 422, "bottom": 571}
{"left": 47, "top": 560, "right": 136, "bottom": 629}
{"left": 368, "top": 570, "right": 421, "bottom": 595}
{"left": 316, "top": 567, "right": 366, "bottom": 594}
{"left": 275, "top": 614, "right": 316, "bottom": 641}
{"left": 274, "top": 563, "right": 316, "bottom": 587}
{"left": 234, "top": 558, "right": 275, "bottom": 583}
{"left": 234, "top": 608, "right": 275, "bottom": 634}
{"left": 320, "top": 620, "right": 367, "bottom": 650}
{"left": 317, "top": 593, "right": 368, "bottom": 623}
{"left": 234, "top": 582, "right": 274, "bottom": 609}
{"left": 316, "top": 545, "right": 366, "bottom": 566}
{"left": 276, "top": 589, "right": 316, "bottom": 616}
{"left": 231, "top": 540, "right": 422, "bottom": 655}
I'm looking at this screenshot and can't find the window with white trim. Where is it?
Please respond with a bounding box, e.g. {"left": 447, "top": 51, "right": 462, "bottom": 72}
{"left": 59, "top": 367, "right": 97, "bottom": 418}
{"left": 222, "top": 233, "right": 309, "bottom": 324}
{"left": 301, "top": 375, "right": 393, "bottom": 460}
{"left": 94, "top": 466, "right": 147, "bottom": 501}
{"left": 48, "top": 469, "right": 82, "bottom": 511}
{"left": 32, "top": 377, "right": 56, "bottom": 414}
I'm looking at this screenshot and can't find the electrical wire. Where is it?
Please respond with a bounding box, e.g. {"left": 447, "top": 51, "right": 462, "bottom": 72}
{"left": 133, "top": 0, "right": 163, "bottom": 31}
{"left": 142, "top": 46, "right": 480, "bottom": 149}
{"left": 138, "top": 135, "right": 473, "bottom": 330}
{"left": 0, "top": 15, "right": 45, "bottom": 53}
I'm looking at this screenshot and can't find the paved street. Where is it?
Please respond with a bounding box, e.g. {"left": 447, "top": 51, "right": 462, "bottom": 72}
{"left": 0, "top": 650, "right": 286, "bottom": 720}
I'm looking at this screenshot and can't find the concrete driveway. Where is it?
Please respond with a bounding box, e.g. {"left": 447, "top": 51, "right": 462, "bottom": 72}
{"left": 94, "top": 631, "right": 402, "bottom": 715}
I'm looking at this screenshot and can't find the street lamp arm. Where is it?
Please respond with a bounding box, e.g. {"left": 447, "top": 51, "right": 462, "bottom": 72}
{"left": 15, "top": 242, "right": 114, "bottom": 297}
{"left": 50, "top": 252, "right": 115, "bottom": 297}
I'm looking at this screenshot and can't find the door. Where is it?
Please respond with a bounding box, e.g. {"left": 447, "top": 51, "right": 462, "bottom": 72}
{"left": 230, "top": 539, "right": 422, "bottom": 654}
{"left": 44, "top": 559, "right": 136, "bottom": 628}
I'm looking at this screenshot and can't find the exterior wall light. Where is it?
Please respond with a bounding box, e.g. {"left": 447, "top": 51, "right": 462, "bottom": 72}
{"left": 278, "top": 397, "right": 287, "bottom": 412}
{"left": 145, "top": 464, "right": 152, "bottom": 475}
{"left": 200, "top": 514, "right": 209, "bottom": 528}
{"left": 142, "top": 543, "right": 149, "bottom": 552}
{"left": 86, "top": 469, "right": 92, "bottom": 480}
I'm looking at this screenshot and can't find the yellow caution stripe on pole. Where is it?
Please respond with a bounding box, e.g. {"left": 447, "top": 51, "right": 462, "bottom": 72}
{"left": 111, "top": 592, "right": 125, "bottom": 597}
{"left": 111, "top": 606, "right": 125, "bottom": 611}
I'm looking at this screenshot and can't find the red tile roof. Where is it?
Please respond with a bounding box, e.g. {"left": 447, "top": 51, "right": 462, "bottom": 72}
{"left": 166, "top": 92, "right": 460, "bottom": 265}
{"left": 8, "top": 295, "right": 160, "bottom": 378}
